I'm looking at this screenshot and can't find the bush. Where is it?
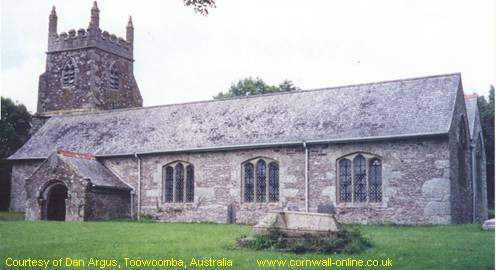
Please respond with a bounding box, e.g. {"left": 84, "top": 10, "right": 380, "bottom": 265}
{"left": 236, "top": 228, "right": 372, "bottom": 254}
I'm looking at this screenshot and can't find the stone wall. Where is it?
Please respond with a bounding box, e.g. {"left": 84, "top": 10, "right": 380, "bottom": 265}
{"left": 24, "top": 155, "right": 88, "bottom": 221}
{"left": 9, "top": 161, "right": 41, "bottom": 212}
{"left": 470, "top": 103, "right": 488, "bottom": 222}
{"left": 102, "top": 136, "right": 453, "bottom": 225}
{"left": 37, "top": 47, "right": 142, "bottom": 113}
{"left": 448, "top": 85, "right": 474, "bottom": 223}
{"left": 84, "top": 187, "right": 131, "bottom": 220}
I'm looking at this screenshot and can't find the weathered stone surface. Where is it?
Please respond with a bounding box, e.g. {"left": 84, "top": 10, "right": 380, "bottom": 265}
{"left": 465, "top": 96, "right": 489, "bottom": 223}
{"left": 253, "top": 211, "right": 341, "bottom": 236}
{"left": 482, "top": 219, "right": 494, "bottom": 230}
{"left": 422, "top": 178, "right": 450, "bottom": 200}
{"left": 10, "top": 74, "right": 461, "bottom": 160}
{"left": 7, "top": 3, "right": 483, "bottom": 226}
{"left": 23, "top": 150, "right": 131, "bottom": 221}
{"left": 36, "top": 3, "right": 142, "bottom": 115}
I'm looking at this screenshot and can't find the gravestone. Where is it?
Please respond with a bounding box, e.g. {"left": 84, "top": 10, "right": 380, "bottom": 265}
{"left": 482, "top": 218, "right": 494, "bottom": 231}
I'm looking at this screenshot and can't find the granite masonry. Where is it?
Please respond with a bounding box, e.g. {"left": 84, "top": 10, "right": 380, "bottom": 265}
{"left": 7, "top": 2, "right": 487, "bottom": 224}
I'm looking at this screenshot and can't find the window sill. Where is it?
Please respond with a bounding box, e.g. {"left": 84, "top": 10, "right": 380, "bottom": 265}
{"left": 160, "top": 202, "right": 194, "bottom": 206}
{"left": 336, "top": 202, "right": 384, "bottom": 208}
{"left": 240, "top": 202, "right": 280, "bottom": 208}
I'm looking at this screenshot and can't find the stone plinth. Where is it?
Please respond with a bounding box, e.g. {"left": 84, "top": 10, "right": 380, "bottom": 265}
{"left": 253, "top": 211, "right": 342, "bottom": 237}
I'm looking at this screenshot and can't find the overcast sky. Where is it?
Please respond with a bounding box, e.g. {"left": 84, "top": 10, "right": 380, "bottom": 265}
{"left": 1, "top": 0, "right": 495, "bottom": 113}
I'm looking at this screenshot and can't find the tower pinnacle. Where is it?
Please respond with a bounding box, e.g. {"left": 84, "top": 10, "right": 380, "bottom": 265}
{"left": 48, "top": 6, "right": 57, "bottom": 35}
{"left": 126, "top": 16, "right": 134, "bottom": 44}
{"left": 89, "top": 1, "right": 100, "bottom": 29}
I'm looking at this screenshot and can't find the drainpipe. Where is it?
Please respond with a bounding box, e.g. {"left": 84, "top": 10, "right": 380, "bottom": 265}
{"left": 470, "top": 142, "right": 476, "bottom": 223}
{"left": 130, "top": 190, "right": 135, "bottom": 220}
{"left": 134, "top": 153, "right": 141, "bottom": 221}
{"left": 303, "top": 141, "right": 309, "bottom": 212}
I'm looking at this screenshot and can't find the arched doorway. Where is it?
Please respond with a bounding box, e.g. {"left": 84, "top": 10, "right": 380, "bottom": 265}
{"left": 43, "top": 183, "right": 68, "bottom": 221}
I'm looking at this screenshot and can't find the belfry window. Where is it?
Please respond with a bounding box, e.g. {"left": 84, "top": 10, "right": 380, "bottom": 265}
{"left": 243, "top": 157, "right": 279, "bottom": 203}
{"left": 338, "top": 153, "right": 382, "bottom": 203}
{"left": 163, "top": 161, "right": 194, "bottom": 203}
{"left": 109, "top": 63, "right": 120, "bottom": 89}
{"left": 62, "top": 59, "right": 76, "bottom": 86}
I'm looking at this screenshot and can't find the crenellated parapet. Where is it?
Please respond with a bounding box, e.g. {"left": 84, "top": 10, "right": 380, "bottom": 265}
{"left": 48, "top": 28, "right": 133, "bottom": 60}
{"left": 47, "top": 1, "right": 134, "bottom": 60}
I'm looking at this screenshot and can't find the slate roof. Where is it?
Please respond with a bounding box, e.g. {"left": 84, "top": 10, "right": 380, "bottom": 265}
{"left": 464, "top": 95, "right": 478, "bottom": 139}
{"left": 58, "top": 152, "right": 131, "bottom": 189}
{"left": 10, "top": 73, "right": 462, "bottom": 160}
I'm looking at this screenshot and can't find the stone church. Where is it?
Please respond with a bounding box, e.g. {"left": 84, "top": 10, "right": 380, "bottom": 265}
{"left": 8, "top": 2, "right": 488, "bottom": 224}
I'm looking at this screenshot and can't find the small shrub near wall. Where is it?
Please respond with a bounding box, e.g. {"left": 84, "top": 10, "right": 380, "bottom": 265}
{"left": 236, "top": 228, "right": 372, "bottom": 254}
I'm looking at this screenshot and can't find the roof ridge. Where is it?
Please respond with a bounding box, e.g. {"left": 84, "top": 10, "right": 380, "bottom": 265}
{"left": 48, "top": 72, "right": 461, "bottom": 119}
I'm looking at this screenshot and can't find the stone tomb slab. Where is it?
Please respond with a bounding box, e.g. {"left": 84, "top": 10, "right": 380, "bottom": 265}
{"left": 253, "top": 211, "right": 342, "bottom": 237}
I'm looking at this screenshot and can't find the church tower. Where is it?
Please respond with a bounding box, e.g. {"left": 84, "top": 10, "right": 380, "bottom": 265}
{"left": 36, "top": 2, "right": 142, "bottom": 115}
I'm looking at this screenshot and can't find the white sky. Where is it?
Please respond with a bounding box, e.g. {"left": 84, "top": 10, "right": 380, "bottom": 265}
{"left": 1, "top": 0, "right": 495, "bottom": 113}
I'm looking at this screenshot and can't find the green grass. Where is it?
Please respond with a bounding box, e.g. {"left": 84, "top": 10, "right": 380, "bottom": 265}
{"left": 0, "top": 211, "right": 24, "bottom": 221}
{"left": 0, "top": 221, "right": 493, "bottom": 269}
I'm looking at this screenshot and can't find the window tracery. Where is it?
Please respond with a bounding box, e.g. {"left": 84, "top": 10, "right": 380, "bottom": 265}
{"left": 338, "top": 153, "right": 382, "bottom": 203}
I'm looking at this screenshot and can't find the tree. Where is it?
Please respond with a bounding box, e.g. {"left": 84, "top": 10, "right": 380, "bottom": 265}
{"left": 213, "top": 77, "right": 300, "bottom": 99}
{"left": 0, "top": 97, "right": 31, "bottom": 210}
{"left": 478, "top": 86, "right": 495, "bottom": 208}
{"left": 0, "top": 97, "right": 31, "bottom": 158}
{"left": 183, "top": 0, "right": 216, "bottom": 16}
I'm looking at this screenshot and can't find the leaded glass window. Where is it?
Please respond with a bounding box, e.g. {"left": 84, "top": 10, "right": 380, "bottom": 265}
{"left": 164, "top": 166, "right": 174, "bottom": 202}
{"left": 244, "top": 163, "right": 254, "bottom": 202}
{"left": 186, "top": 165, "right": 194, "bottom": 202}
{"left": 339, "top": 159, "right": 352, "bottom": 202}
{"left": 162, "top": 161, "right": 194, "bottom": 203}
{"left": 174, "top": 163, "right": 184, "bottom": 202}
{"left": 109, "top": 63, "right": 120, "bottom": 89}
{"left": 256, "top": 160, "right": 267, "bottom": 202}
{"left": 268, "top": 162, "right": 279, "bottom": 202}
{"left": 242, "top": 158, "right": 279, "bottom": 203}
{"left": 62, "top": 59, "right": 76, "bottom": 86}
{"left": 369, "top": 158, "right": 382, "bottom": 202}
{"left": 338, "top": 153, "right": 382, "bottom": 203}
{"left": 353, "top": 155, "right": 367, "bottom": 202}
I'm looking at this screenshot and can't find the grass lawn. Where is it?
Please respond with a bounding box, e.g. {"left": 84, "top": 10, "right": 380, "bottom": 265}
{"left": 0, "top": 218, "right": 493, "bottom": 270}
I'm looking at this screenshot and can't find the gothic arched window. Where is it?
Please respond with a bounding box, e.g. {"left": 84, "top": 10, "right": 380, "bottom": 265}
{"left": 243, "top": 163, "right": 254, "bottom": 202}
{"left": 62, "top": 59, "right": 76, "bottom": 86}
{"left": 338, "top": 153, "right": 382, "bottom": 203}
{"left": 109, "top": 63, "right": 120, "bottom": 90}
{"left": 162, "top": 161, "right": 194, "bottom": 203}
{"left": 164, "top": 166, "right": 174, "bottom": 202}
{"left": 186, "top": 165, "right": 194, "bottom": 202}
{"left": 268, "top": 162, "right": 279, "bottom": 202}
{"left": 353, "top": 155, "right": 367, "bottom": 202}
{"left": 242, "top": 157, "right": 279, "bottom": 203}
{"left": 369, "top": 158, "right": 382, "bottom": 202}
{"left": 256, "top": 160, "right": 267, "bottom": 202}
{"left": 338, "top": 159, "right": 352, "bottom": 202}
